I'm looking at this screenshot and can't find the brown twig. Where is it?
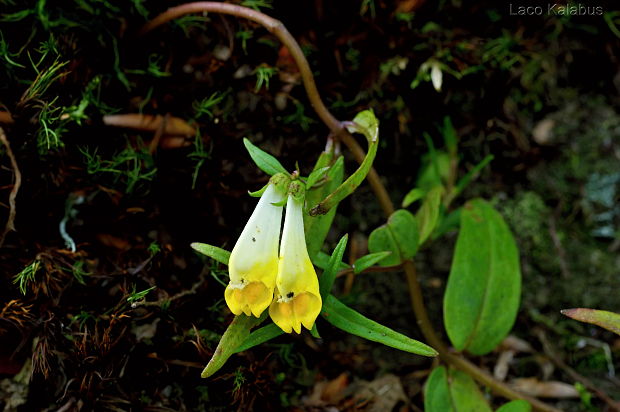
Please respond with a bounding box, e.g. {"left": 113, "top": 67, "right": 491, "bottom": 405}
{"left": 143, "top": 4, "right": 558, "bottom": 410}
{"left": 0, "top": 126, "right": 21, "bottom": 247}
{"left": 548, "top": 214, "right": 571, "bottom": 279}
{"left": 535, "top": 328, "right": 620, "bottom": 410}
{"left": 138, "top": 271, "right": 206, "bottom": 308}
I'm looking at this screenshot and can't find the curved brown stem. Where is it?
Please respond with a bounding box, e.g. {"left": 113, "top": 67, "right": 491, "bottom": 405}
{"left": 143, "top": 4, "right": 558, "bottom": 410}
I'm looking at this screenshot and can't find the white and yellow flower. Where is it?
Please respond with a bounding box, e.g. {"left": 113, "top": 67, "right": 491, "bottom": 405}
{"left": 269, "top": 188, "right": 322, "bottom": 334}
{"left": 225, "top": 182, "right": 285, "bottom": 317}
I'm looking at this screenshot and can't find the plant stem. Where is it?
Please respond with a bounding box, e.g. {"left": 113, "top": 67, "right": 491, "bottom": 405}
{"left": 143, "top": 4, "right": 559, "bottom": 410}
{"left": 0, "top": 126, "right": 21, "bottom": 247}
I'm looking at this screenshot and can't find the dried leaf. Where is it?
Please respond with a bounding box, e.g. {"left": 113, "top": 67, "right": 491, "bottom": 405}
{"left": 103, "top": 114, "right": 196, "bottom": 137}
{"left": 510, "top": 378, "right": 579, "bottom": 398}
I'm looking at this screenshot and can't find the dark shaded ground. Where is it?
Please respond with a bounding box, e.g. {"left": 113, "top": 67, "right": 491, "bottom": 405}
{"left": 1, "top": 1, "right": 619, "bottom": 411}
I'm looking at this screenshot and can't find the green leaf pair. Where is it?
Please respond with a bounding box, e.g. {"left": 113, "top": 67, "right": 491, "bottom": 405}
{"left": 368, "top": 209, "right": 419, "bottom": 266}
{"left": 424, "top": 366, "right": 531, "bottom": 412}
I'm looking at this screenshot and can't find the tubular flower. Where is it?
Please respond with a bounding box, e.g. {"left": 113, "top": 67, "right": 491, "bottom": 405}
{"left": 269, "top": 192, "right": 322, "bottom": 333}
{"left": 225, "top": 183, "right": 285, "bottom": 317}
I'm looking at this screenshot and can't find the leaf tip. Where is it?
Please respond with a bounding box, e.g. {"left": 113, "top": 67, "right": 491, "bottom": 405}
{"left": 560, "top": 308, "right": 578, "bottom": 318}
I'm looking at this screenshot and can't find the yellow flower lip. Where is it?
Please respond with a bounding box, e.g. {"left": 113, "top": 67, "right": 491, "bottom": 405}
{"left": 225, "top": 280, "right": 273, "bottom": 317}
{"left": 269, "top": 194, "right": 322, "bottom": 333}
{"left": 225, "top": 183, "right": 284, "bottom": 318}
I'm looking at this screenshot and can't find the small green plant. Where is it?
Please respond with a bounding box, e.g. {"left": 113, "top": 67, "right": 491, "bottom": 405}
{"left": 282, "top": 101, "right": 315, "bottom": 132}
{"left": 235, "top": 29, "right": 253, "bottom": 53}
{"left": 13, "top": 260, "right": 42, "bottom": 295}
{"left": 188, "top": 131, "right": 211, "bottom": 189}
{"left": 127, "top": 285, "right": 156, "bottom": 305}
{"left": 80, "top": 144, "right": 157, "bottom": 193}
{"left": 192, "top": 92, "right": 225, "bottom": 119}
{"left": 254, "top": 65, "right": 277, "bottom": 91}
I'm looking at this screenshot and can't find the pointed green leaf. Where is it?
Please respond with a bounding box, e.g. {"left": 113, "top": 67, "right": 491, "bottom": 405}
{"left": 305, "top": 166, "right": 330, "bottom": 189}
{"left": 453, "top": 154, "right": 493, "bottom": 197}
{"left": 496, "top": 400, "right": 532, "bottom": 412}
{"left": 201, "top": 314, "right": 264, "bottom": 378}
{"left": 191, "top": 242, "right": 230, "bottom": 265}
{"left": 402, "top": 187, "right": 426, "bottom": 207}
{"left": 561, "top": 308, "right": 620, "bottom": 336}
{"left": 368, "top": 209, "right": 419, "bottom": 266}
{"left": 309, "top": 110, "right": 379, "bottom": 216}
{"left": 305, "top": 155, "right": 345, "bottom": 259}
{"left": 312, "top": 250, "right": 350, "bottom": 271}
{"left": 416, "top": 185, "right": 443, "bottom": 245}
{"left": 433, "top": 208, "right": 461, "bottom": 239}
{"left": 441, "top": 116, "right": 458, "bottom": 155}
{"left": 321, "top": 294, "right": 437, "bottom": 357}
{"left": 444, "top": 199, "right": 521, "bottom": 355}
{"left": 310, "top": 323, "right": 321, "bottom": 338}
{"left": 248, "top": 184, "right": 268, "bottom": 197}
{"left": 243, "top": 137, "right": 288, "bottom": 176}
{"left": 417, "top": 151, "right": 450, "bottom": 191}
{"left": 353, "top": 251, "right": 392, "bottom": 274}
{"left": 319, "top": 235, "right": 348, "bottom": 299}
{"left": 424, "top": 366, "right": 492, "bottom": 412}
{"left": 234, "top": 322, "right": 284, "bottom": 353}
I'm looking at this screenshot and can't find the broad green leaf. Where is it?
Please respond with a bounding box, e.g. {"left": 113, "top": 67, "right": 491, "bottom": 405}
{"left": 319, "top": 235, "right": 348, "bottom": 299}
{"left": 368, "top": 209, "right": 419, "bottom": 266}
{"left": 496, "top": 400, "right": 532, "bottom": 412}
{"left": 353, "top": 251, "right": 392, "bottom": 274}
{"left": 305, "top": 155, "right": 345, "bottom": 259}
{"left": 449, "top": 369, "right": 492, "bottom": 411}
{"left": 424, "top": 366, "right": 492, "bottom": 412}
{"left": 191, "top": 242, "right": 230, "bottom": 265}
{"left": 243, "top": 137, "right": 288, "bottom": 176}
{"left": 234, "top": 322, "right": 283, "bottom": 353}
{"left": 444, "top": 198, "right": 521, "bottom": 355}
{"left": 561, "top": 308, "right": 620, "bottom": 336}
{"left": 201, "top": 314, "right": 264, "bottom": 378}
{"left": 402, "top": 187, "right": 426, "bottom": 207}
{"left": 312, "top": 250, "right": 350, "bottom": 271}
{"left": 321, "top": 294, "right": 437, "bottom": 357}
{"left": 424, "top": 366, "right": 453, "bottom": 412}
{"left": 309, "top": 110, "right": 379, "bottom": 216}
{"left": 416, "top": 185, "right": 443, "bottom": 245}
